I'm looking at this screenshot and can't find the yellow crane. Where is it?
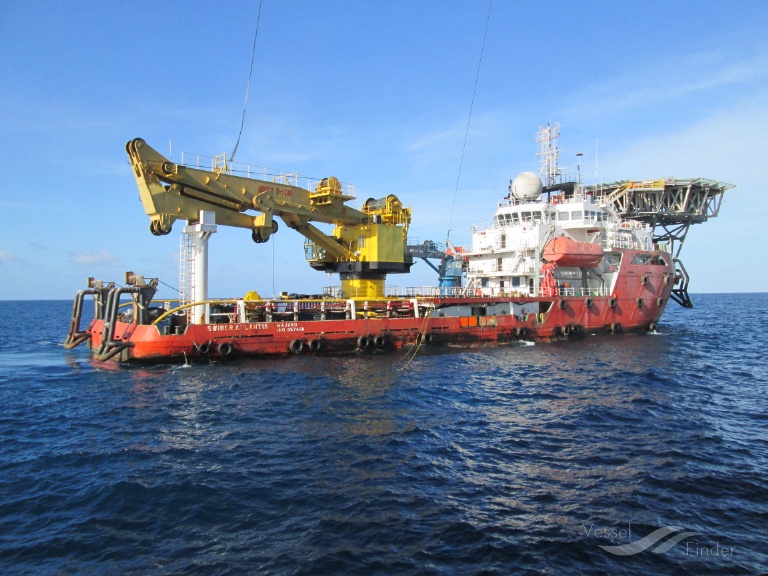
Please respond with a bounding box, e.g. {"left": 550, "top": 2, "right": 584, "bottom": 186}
{"left": 126, "top": 138, "right": 412, "bottom": 299}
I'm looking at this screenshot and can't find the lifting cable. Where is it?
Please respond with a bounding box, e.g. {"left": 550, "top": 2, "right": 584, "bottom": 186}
{"left": 445, "top": 0, "right": 492, "bottom": 244}
{"left": 230, "top": 0, "right": 264, "bottom": 164}
{"left": 272, "top": 233, "right": 276, "bottom": 298}
{"left": 158, "top": 279, "right": 179, "bottom": 293}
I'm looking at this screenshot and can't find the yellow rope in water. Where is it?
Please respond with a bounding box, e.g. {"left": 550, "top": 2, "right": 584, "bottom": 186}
{"left": 393, "top": 306, "right": 433, "bottom": 371}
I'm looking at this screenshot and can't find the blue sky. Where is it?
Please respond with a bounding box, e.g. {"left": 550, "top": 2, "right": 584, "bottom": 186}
{"left": 1, "top": 0, "right": 766, "bottom": 300}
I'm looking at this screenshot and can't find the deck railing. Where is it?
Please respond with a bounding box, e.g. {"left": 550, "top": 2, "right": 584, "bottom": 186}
{"left": 178, "top": 151, "right": 356, "bottom": 197}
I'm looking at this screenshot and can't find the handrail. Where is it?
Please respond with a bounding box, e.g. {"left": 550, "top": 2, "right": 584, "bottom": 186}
{"left": 151, "top": 299, "right": 242, "bottom": 325}
{"left": 178, "top": 151, "right": 356, "bottom": 197}
{"left": 151, "top": 297, "right": 356, "bottom": 325}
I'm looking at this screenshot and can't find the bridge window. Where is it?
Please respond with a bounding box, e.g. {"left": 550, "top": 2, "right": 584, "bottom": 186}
{"left": 571, "top": 210, "right": 583, "bottom": 219}
{"left": 631, "top": 254, "right": 667, "bottom": 265}
{"left": 558, "top": 211, "right": 569, "bottom": 221}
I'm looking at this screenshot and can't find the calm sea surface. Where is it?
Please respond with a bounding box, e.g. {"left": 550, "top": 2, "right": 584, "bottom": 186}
{"left": 0, "top": 294, "right": 766, "bottom": 575}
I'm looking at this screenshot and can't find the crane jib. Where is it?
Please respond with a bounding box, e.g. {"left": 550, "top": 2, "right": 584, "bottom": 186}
{"left": 126, "top": 137, "right": 414, "bottom": 300}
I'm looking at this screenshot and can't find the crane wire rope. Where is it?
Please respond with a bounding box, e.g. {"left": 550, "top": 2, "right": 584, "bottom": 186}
{"left": 272, "top": 232, "right": 276, "bottom": 298}
{"left": 445, "top": 0, "right": 492, "bottom": 243}
{"left": 230, "top": 0, "right": 264, "bottom": 164}
{"left": 158, "top": 279, "right": 179, "bottom": 293}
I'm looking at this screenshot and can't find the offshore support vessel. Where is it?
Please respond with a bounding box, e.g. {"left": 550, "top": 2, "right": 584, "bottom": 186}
{"left": 64, "top": 124, "right": 733, "bottom": 362}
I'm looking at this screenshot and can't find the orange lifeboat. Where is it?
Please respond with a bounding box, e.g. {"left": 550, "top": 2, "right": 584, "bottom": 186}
{"left": 543, "top": 236, "right": 604, "bottom": 268}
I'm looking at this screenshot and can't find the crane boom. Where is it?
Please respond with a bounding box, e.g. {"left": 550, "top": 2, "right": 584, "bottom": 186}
{"left": 125, "top": 138, "right": 413, "bottom": 298}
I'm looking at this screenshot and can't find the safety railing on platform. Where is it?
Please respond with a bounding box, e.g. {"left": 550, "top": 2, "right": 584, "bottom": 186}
{"left": 554, "top": 286, "right": 610, "bottom": 297}
{"left": 178, "top": 151, "right": 356, "bottom": 197}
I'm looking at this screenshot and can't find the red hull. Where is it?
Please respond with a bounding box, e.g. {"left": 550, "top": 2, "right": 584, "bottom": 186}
{"left": 80, "top": 251, "right": 675, "bottom": 362}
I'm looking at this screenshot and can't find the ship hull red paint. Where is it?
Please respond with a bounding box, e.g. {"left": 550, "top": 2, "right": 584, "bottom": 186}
{"left": 84, "top": 254, "right": 674, "bottom": 362}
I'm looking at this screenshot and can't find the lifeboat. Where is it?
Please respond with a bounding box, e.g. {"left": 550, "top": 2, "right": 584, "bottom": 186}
{"left": 543, "top": 236, "right": 604, "bottom": 268}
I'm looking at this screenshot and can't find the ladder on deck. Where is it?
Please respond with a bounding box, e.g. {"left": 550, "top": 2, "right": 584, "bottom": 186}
{"left": 179, "top": 232, "right": 195, "bottom": 321}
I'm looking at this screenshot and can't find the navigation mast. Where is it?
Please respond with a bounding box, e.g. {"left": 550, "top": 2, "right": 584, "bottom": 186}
{"left": 536, "top": 122, "right": 561, "bottom": 186}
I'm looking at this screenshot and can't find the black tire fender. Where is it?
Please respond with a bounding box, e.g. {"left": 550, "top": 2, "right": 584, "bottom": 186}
{"left": 196, "top": 342, "right": 211, "bottom": 355}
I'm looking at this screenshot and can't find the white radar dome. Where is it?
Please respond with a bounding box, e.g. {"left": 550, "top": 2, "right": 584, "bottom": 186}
{"left": 510, "top": 171, "right": 543, "bottom": 201}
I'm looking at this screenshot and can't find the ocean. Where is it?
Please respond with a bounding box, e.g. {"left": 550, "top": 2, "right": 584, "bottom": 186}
{"left": 0, "top": 294, "right": 766, "bottom": 575}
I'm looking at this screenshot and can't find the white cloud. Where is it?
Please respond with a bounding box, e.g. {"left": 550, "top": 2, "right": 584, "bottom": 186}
{"left": 564, "top": 50, "right": 768, "bottom": 118}
{"left": 407, "top": 125, "right": 464, "bottom": 153}
{"left": 588, "top": 94, "right": 768, "bottom": 292}
{"left": 596, "top": 92, "right": 768, "bottom": 182}
{"left": 0, "top": 250, "right": 16, "bottom": 263}
{"left": 70, "top": 250, "right": 123, "bottom": 267}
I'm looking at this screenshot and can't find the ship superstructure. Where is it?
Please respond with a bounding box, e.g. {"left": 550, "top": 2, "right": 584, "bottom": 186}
{"left": 463, "top": 123, "right": 732, "bottom": 307}
{"left": 463, "top": 172, "right": 652, "bottom": 299}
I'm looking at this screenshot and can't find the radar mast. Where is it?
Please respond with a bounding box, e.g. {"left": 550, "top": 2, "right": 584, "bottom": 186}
{"left": 536, "top": 122, "right": 561, "bottom": 186}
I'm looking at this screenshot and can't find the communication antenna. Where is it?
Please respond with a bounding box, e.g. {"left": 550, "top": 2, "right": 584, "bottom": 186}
{"left": 595, "top": 138, "right": 600, "bottom": 191}
{"left": 576, "top": 152, "right": 584, "bottom": 183}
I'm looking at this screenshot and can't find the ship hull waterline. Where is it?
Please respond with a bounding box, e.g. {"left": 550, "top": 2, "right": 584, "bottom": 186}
{"left": 84, "top": 292, "right": 672, "bottom": 363}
